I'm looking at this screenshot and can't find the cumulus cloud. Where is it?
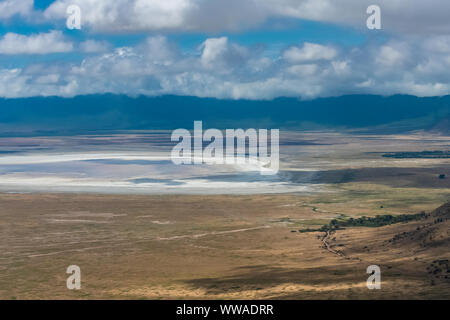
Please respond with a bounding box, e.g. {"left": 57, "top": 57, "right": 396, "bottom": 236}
{"left": 1, "top": 1, "right": 450, "bottom": 99}
{"left": 138, "top": 36, "right": 178, "bottom": 65}
{"left": 0, "top": 0, "right": 448, "bottom": 38}
{"left": 1, "top": 35, "right": 450, "bottom": 99}
{"left": 44, "top": 0, "right": 196, "bottom": 32}
{"left": 200, "top": 37, "right": 228, "bottom": 67}
{"left": 266, "top": 0, "right": 450, "bottom": 36}
{"left": 286, "top": 64, "right": 318, "bottom": 76}
{"left": 376, "top": 45, "right": 405, "bottom": 67}
{"left": 36, "top": 0, "right": 450, "bottom": 35}
{"left": 0, "top": 0, "right": 33, "bottom": 20}
{"left": 283, "top": 43, "right": 337, "bottom": 63}
{"left": 0, "top": 69, "right": 30, "bottom": 97}
{"left": 0, "top": 30, "right": 73, "bottom": 54}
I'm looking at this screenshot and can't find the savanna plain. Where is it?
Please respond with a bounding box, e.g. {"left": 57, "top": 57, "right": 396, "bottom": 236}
{"left": 0, "top": 131, "right": 449, "bottom": 299}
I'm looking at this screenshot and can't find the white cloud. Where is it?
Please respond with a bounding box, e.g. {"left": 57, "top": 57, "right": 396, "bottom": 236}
{"left": 283, "top": 42, "right": 337, "bottom": 63}
{"left": 44, "top": 0, "right": 195, "bottom": 32}
{"left": 0, "top": 0, "right": 447, "bottom": 38}
{"left": 1, "top": 35, "right": 450, "bottom": 99}
{"left": 287, "top": 64, "right": 318, "bottom": 76}
{"left": 36, "top": 0, "right": 450, "bottom": 35}
{"left": 138, "top": 36, "right": 177, "bottom": 66}
{"left": 200, "top": 37, "right": 228, "bottom": 67}
{"left": 34, "top": 74, "right": 60, "bottom": 84}
{"left": 3, "top": 1, "right": 450, "bottom": 100}
{"left": 266, "top": 0, "right": 450, "bottom": 36}
{"left": 0, "top": 31, "right": 73, "bottom": 54}
{"left": 332, "top": 60, "right": 350, "bottom": 75}
{"left": 198, "top": 37, "right": 250, "bottom": 74}
{"left": 0, "top": 0, "right": 33, "bottom": 20}
{"left": 376, "top": 45, "right": 405, "bottom": 67}
{"left": 0, "top": 69, "right": 30, "bottom": 97}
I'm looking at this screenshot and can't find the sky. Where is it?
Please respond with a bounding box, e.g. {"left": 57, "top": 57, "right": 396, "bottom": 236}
{"left": 1, "top": 0, "right": 450, "bottom": 99}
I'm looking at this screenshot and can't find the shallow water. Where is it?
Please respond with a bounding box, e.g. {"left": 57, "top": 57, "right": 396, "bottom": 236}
{"left": 0, "top": 148, "right": 314, "bottom": 195}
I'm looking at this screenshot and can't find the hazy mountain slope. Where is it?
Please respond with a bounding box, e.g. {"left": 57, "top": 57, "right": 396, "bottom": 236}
{"left": 0, "top": 94, "right": 449, "bottom": 135}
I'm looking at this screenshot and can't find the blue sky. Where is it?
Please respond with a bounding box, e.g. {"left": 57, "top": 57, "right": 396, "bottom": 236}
{"left": 0, "top": 0, "right": 449, "bottom": 99}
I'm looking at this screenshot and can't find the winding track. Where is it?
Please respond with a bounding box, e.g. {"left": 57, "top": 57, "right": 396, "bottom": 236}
{"left": 321, "top": 230, "right": 346, "bottom": 258}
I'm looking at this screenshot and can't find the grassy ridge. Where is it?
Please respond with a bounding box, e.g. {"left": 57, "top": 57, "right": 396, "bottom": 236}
{"left": 299, "top": 212, "right": 426, "bottom": 233}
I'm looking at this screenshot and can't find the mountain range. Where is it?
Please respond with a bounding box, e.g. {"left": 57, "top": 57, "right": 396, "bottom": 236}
{"left": 0, "top": 94, "right": 449, "bottom": 136}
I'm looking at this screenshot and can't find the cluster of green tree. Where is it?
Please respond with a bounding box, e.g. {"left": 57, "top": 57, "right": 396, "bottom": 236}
{"left": 298, "top": 212, "right": 426, "bottom": 233}
{"left": 382, "top": 150, "right": 450, "bottom": 159}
